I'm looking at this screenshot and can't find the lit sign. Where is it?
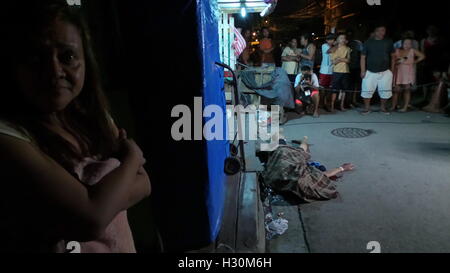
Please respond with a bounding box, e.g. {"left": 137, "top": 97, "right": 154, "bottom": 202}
{"left": 66, "top": 0, "right": 81, "bottom": 6}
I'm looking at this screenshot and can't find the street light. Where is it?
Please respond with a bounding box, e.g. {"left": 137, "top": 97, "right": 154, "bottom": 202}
{"left": 241, "top": 7, "right": 247, "bottom": 18}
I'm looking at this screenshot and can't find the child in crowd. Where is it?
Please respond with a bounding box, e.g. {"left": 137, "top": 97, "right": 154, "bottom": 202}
{"left": 319, "top": 34, "right": 336, "bottom": 110}
{"left": 259, "top": 27, "right": 276, "bottom": 68}
{"left": 320, "top": 34, "right": 336, "bottom": 89}
{"left": 329, "top": 33, "right": 352, "bottom": 113}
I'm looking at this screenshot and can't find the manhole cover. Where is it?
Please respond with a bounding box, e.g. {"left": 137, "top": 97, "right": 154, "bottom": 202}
{"left": 331, "top": 128, "right": 373, "bottom": 138}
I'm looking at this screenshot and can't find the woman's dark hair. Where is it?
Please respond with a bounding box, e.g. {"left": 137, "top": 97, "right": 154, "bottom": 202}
{"left": 0, "top": 0, "right": 118, "bottom": 173}
{"left": 326, "top": 33, "right": 336, "bottom": 41}
{"left": 301, "top": 66, "right": 312, "bottom": 72}
{"left": 373, "top": 24, "right": 387, "bottom": 31}
{"left": 402, "top": 37, "right": 414, "bottom": 43}
{"left": 401, "top": 38, "right": 415, "bottom": 49}
{"left": 336, "top": 32, "right": 347, "bottom": 39}
{"left": 302, "top": 74, "right": 312, "bottom": 81}
{"left": 300, "top": 33, "right": 311, "bottom": 43}
{"left": 261, "top": 27, "right": 272, "bottom": 39}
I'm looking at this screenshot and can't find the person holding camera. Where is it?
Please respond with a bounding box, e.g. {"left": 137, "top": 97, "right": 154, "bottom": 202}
{"left": 294, "top": 66, "right": 320, "bottom": 118}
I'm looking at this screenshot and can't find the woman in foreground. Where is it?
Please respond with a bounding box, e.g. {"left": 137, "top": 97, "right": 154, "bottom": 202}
{"left": 0, "top": 1, "right": 150, "bottom": 253}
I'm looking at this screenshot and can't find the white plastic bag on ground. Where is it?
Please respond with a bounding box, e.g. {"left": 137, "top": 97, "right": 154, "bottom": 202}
{"left": 265, "top": 213, "right": 289, "bottom": 239}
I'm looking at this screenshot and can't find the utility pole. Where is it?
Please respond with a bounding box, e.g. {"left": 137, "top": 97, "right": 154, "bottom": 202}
{"left": 324, "top": 0, "right": 344, "bottom": 34}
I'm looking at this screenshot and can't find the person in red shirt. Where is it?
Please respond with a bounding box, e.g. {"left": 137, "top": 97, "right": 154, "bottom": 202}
{"left": 259, "top": 27, "right": 275, "bottom": 68}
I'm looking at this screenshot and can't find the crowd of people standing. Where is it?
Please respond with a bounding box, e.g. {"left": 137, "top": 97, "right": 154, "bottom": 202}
{"left": 239, "top": 25, "right": 449, "bottom": 118}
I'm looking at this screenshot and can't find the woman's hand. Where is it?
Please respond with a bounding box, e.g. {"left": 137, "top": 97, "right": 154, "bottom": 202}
{"left": 118, "top": 129, "right": 146, "bottom": 167}
{"left": 341, "top": 163, "right": 355, "bottom": 172}
{"left": 361, "top": 70, "right": 367, "bottom": 79}
{"left": 118, "top": 129, "right": 151, "bottom": 202}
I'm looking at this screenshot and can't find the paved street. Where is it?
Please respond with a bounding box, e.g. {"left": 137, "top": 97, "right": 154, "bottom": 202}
{"left": 273, "top": 109, "right": 450, "bottom": 253}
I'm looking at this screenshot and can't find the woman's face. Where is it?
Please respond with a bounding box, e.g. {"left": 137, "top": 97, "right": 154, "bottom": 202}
{"left": 403, "top": 39, "right": 413, "bottom": 50}
{"left": 289, "top": 39, "right": 298, "bottom": 48}
{"left": 337, "top": 35, "right": 347, "bottom": 45}
{"left": 300, "top": 37, "right": 307, "bottom": 46}
{"left": 13, "top": 18, "right": 86, "bottom": 114}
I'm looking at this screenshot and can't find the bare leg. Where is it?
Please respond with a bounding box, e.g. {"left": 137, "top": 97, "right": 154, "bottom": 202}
{"left": 390, "top": 86, "right": 401, "bottom": 111}
{"left": 340, "top": 92, "right": 347, "bottom": 111}
{"left": 380, "top": 99, "right": 389, "bottom": 113}
{"left": 399, "top": 87, "right": 412, "bottom": 112}
{"left": 331, "top": 93, "right": 337, "bottom": 113}
{"left": 300, "top": 136, "right": 310, "bottom": 153}
{"left": 423, "top": 81, "right": 445, "bottom": 113}
{"left": 352, "top": 90, "right": 360, "bottom": 106}
{"left": 362, "top": 98, "right": 372, "bottom": 114}
{"left": 352, "top": 91, "right": 357, "bottom": 106}
{"left": 323, "top": 92, "right": 329, "bottom": 110}
{"left": 312, "top": 94, "right": 320, "bottom": 118}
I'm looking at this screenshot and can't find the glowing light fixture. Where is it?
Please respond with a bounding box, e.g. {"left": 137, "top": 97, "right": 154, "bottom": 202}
{"left": 241, "top": 7, "right": 247, "bottom": 17}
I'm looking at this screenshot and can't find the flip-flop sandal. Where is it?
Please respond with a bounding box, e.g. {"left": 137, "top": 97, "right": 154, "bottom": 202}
{"left": 360, "top": 110, "right": 371, "bottom": 115}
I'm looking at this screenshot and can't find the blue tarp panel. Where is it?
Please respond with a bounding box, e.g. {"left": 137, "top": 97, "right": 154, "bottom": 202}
{"left": 197, "top": 0, "right": 230, "bottom": 242}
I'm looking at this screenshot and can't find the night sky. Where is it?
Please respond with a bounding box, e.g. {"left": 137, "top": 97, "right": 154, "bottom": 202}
{"left": 235, "top": 0, "right": 450, "bottom": 41}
